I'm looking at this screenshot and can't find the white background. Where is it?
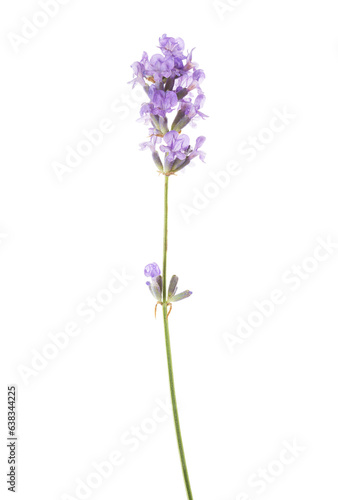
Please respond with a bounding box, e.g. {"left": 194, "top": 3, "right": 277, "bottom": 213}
{"left": 1, "top": 1, "right": 338, "bottom": 499}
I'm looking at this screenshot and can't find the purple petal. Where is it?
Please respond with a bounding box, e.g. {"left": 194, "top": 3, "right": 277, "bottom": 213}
{"left": 144, "top": 262, "right": 161, "bottom": 278}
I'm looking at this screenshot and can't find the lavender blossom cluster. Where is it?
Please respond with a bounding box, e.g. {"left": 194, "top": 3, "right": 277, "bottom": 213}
{"left": 130, "top": 34, "right": 207, "bottom": 174}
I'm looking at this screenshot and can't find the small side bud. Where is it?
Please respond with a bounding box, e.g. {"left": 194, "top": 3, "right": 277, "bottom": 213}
{"left": 171, "top": 157, "right": 191, "bottom": 172}
{"left": 168, "top": 275, "right": 179, "bottom": 299}
{"left": 149, "top": 275, "right": 163, "bottom": 301}
{"left": 171, "top": 110, "right": 186, "bottom": 132}
{"left": 176, "top": 88, "right": 189, "bottom": 100}
{"left": 152, "top": 151, "right": 163, "bottom": 171}
{"left": 170, "top": 290, "right": 193, "bottom": 302}
{"left": 159, "top": 116, "right": 169, "bottom": 135}
{"left": 164, "top": 77, "right": 175, "bottom": 91}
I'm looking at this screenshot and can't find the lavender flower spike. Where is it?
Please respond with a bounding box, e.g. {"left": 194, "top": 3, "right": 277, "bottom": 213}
{"left": 130, "top": 33, "right": 207, "bottom": 176}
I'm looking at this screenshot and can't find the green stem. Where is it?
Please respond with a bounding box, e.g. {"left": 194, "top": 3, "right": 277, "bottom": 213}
{"left": 162, "top": 175, "right": 194, "bottom": 500}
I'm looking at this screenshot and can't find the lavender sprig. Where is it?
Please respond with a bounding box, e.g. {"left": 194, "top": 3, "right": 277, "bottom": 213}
{"left": 130, "top": 34, "right": 207, "bottom": 500}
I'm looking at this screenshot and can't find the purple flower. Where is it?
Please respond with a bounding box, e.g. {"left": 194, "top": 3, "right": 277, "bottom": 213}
{"left": 182, "top": 49, "right": 196, "bottom": 73}
{"left": 144, "top": 262, "right": 161, "bottom": 279}
{"left": 182, "top": 94, "right": 207, "bottom": 120}
{"left": 171, "top": 95, "right": 208, "bottom": 132}
{"left": 159, "top": 34, "right": 185, "bottom": 58}
{"left": 160, "top": 131, "right": 190, "bottom": 164}
{"left": 140, "top": 133, "right": 161, "bottom": 152}
{"left": 144, "top": 54, "right": 175, "bottom": 82}
{"left": 141, "top": 89, "right": 178, "bottom": 119}
{"left": 129, "top": 52, "right": 149, "bottom": 90}
{"left": 177, "top": 69, "right": 205, "bottom": 93}
{"left": 170, "top": 136, "right": 206, "bottom": 173}
{"left": 189, "top": 136, "right": 206, "bottom": 162}
{"left": 152, "top": 89, "right": 178, "bottom": 116}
